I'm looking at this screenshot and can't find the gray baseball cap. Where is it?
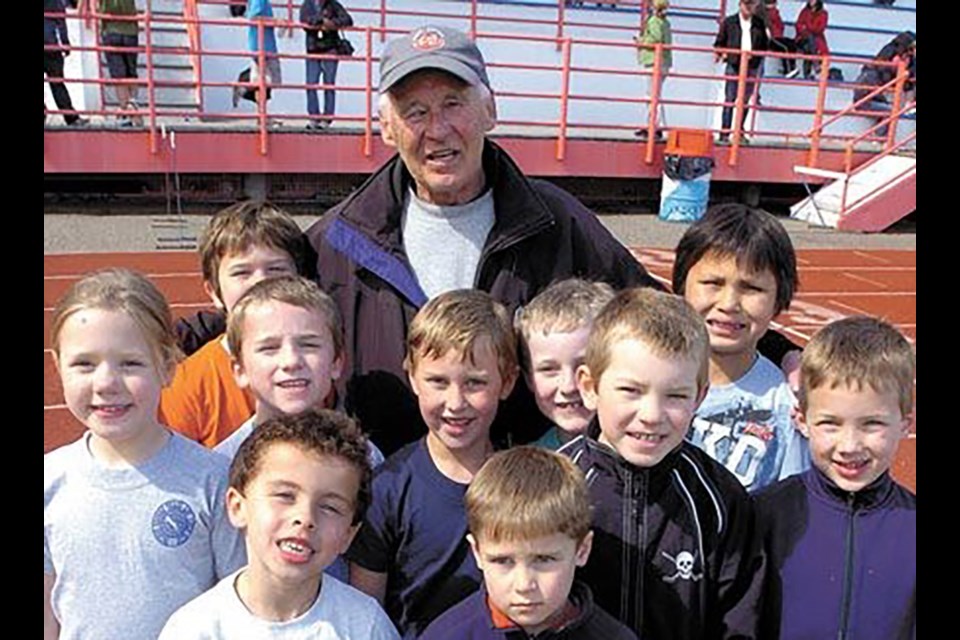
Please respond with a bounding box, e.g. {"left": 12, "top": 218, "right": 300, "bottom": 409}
{"left": 379, "top": 25, "right": 491, "bottom": 93}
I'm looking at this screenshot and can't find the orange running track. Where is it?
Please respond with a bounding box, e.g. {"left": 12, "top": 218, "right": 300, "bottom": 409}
{"left": 43, "top": 248, "right": 917, "bottom": 492}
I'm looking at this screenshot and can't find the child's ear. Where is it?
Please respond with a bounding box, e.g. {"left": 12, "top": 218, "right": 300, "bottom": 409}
{"left": 203, "top": 280, "right": 226, "bottom": 311}
{"left": 331, "top": 351, "right": 345, "bottom": 382}
{"left": 338, "top": 521, "right": 362, "bottom": 556}
{"left": 899, "top": 410, "right": 915, "bottom": 438}
{"left": 499, "top": 366, "right": 519, "bottom": 400}
{"left": 232, "top": 358, "right": 250, "bottom": 390}
{"left": 574, "top": 530, "right": 594, "bottom": 567}
{"left": 577, "top": 365, "right": 599, "bottom": 411}
{"left": 226, "top": 486, "right": 248, "bottom": 529}
{"left": 466, "top": 533, "right": 484, "bottom": 568}
{"left": 795, "top": 408, "right": 810, "bottom": 438}
{"left": 694, "top": 382, "right": 710, "bottom": 410}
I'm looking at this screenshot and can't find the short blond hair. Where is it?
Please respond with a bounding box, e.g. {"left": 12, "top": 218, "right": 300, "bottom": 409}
{"left": 199, "top": 200, "right": 307, "bottom": 300}
{"left": 466, "top": 446, "right": 591, "bottom": 544}
{"left": 403, "top": 289, "right": 518, "bottom": 380}
{"left": 800, "top": 316, "right": 915, "bottom": 415}
{"left": 515, "top": 278, "right": 615, "bottom": 368}
{"left": 226, "top": 275, "right": 343, "bottom": 361}
{"left": 50, "top": 268, "right": 181, "bottom": 374}
{"left": 585, "top": 287, "right": 709, "bottom": 388}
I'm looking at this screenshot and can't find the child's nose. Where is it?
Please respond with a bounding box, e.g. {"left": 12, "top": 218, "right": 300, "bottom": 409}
{"left": 279, "top": 344, "right": 304, "bottom": 369}
{"left": 444, "top": 384, "right": 468, "bottom": 411}
{"left": 837, "top": 427, "right": 863, "bottom": 453}
{"left": 93, "top": 363, "right": 121, "bottom": 391}
{"left": 637, "top": 394, "right": 664, "bottom": 424}
{"left": 717, "top": 285, "right": 741, "bottom": 310}
{"left": 558, "top": 369, "right": 579, "bottom": 396}
{"left": 514, "top": 565, "right": 538, "bottom": 593}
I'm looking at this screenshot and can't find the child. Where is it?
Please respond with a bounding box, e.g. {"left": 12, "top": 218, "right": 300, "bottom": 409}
{"left": 633, "top": 0, "right": 672, "bottom": 139}
{"left": 561, "top": 287, "right": 765, "bottom": 638}
{"left": 673, "top": 204, "right": 809, "bottom": 492}
{"left": 514, "top": 278, "right": 614, "bottom": 450}
{"left": 346, "top": 289, "right": 519, "bottom": 637}
{"left": 44, "top": 269, "right": 245, "bottom": 640}
{"left": 212, "top": 276, "right": 383, "bottom": 582}
{"left": 159, "top": 410, "right": 400, "bottom": 639}
{"left": 421, "top": 446, "right": 637, "bottom": 639}
{"left": 159, "top": 200, "right": 307, "bottom": 448}
{"left": 756, "top": 317, "right": 916, "bottom": 639}
{"left": 213, "top": 275, "right": 347, "bottom": 460}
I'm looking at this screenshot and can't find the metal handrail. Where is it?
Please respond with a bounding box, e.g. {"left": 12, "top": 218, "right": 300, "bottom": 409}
{"left": 45, "top": 3, "right": 914, "bottom": 169}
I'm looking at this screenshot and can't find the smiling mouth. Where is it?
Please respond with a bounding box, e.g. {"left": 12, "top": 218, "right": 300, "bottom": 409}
{"left": 834, "top": 459, "right": 869, "bottom": 474}
{"left": 91, "top": 403, "right": 132, "bottom": 416}
{"left": 627, "top": 432, "right": 666, "bottom": 443}
{"left": 425, "top": 149, "right": 459, "bottom": 163}
{"left": 277, "top": 538, "right": 315, "bottom": 562}
{"left": 706, "top": 319, "right": 746, "bottom": 332}
{"left": 276, "top": 379, "right": 310, "bottom": 389}
{"left": 555, "top": 399, "right": 584, "bottom": 410}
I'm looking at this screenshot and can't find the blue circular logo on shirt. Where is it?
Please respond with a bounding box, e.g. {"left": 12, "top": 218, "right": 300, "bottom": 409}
{"left": 151, "top": 500, "right": 197, "bottom": 547}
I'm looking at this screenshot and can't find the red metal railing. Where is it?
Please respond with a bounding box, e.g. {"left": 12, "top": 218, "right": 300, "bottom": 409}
{"left": 45, "top": 1, "right": 914, "bottom": 170}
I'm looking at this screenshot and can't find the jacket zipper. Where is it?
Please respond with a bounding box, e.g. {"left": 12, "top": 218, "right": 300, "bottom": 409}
{"left": 474, "top": 216, "right": 555, "bottom": 288}
{"left": 636, "top": 471, "right": 648, "bottom": 635}
{"left": 837, "top": 493, "right": 857, "bottom": 640}
{"left": 621, "top": 471, "right": 634, "bottom": 623}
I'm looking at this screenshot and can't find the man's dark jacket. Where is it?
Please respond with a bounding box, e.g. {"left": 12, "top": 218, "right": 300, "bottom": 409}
{"left": 304, "top": 140, "right": 659, "bottom": 454}
{"left": 714, "top": 12, "right": 769, "bottom": 70}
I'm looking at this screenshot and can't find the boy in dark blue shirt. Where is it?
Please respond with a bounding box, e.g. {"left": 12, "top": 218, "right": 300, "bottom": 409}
{"left": 422, "top": 446, "right": 636, "bottom": 639}
{"left": 346, "top": 290, "right": 519, "bottom": 637}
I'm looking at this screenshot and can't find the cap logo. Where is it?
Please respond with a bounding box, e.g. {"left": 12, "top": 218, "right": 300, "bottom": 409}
{"left": 411, "top": 27, "right": 446, "bottom": 52}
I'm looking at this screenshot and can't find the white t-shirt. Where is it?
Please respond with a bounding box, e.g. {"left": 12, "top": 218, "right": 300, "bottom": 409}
{"left": 687, "top": 354, "right": 810, "bottom": 492}
{"left": 159, "top": 569, "right": 400, "bottom": 639}
{"left": 44, "top": 431, "right": 245, "bottom": 640}
{"left": 739, "top": 13, "right": 753, "bottom": 53}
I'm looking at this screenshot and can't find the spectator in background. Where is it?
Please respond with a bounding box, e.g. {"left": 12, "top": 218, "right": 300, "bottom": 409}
{"left": 634, "top": 0, "right": 672, "bottom": 140}
{"left": 44, "top": 0, "right": 86, "bottom": 126}
{"left": 854, "top": 33, "right": 915, "bottom": 137}
{"left": 99, "top": 0, "right": 141, "bottom": 126}
{"left": 246, "top": 0, "right": 281, "bottom": 94}
{"left": 714, "top": 0, "right": 768, "bottom": 141}
{"left": 300, "top": 0, "right": 353, "bottom": 130}
{"left": 795, "top": 0, "right": 829, "bottom": 79}
{"left": 763, "top": 0, "right": 799, "bottom": 78}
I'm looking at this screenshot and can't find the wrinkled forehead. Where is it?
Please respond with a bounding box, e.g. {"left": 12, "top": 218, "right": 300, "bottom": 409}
{"left": 388, "top": 68, "right": 474, "bottom": 102}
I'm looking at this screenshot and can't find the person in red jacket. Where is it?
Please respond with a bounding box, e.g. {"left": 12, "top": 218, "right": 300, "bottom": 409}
{"left": 763, "top": 0, "right": 799, "bottom": 77}
{"left": 795, "top": 0, "right": 828, "bottom": 79}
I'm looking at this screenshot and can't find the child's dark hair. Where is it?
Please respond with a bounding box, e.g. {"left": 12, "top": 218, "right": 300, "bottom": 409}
{"left": 199, "top": 200, "right": 309, "bottom": 300}
{"left": 228, "top": 410, "right": 372, "bottom": 525}
{"left": 672, "top": 203, "right": 798, "bottom": 315}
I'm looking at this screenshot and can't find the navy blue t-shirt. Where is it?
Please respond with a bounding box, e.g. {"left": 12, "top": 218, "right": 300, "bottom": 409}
{"left": 345, "top": 437, "right": 481, "bottom": 638}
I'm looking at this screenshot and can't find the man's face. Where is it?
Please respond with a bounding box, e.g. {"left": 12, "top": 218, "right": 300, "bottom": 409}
{"left": 740, "top": 0, "right": 756, "bottom": 19}
{"left": 380, "top": 70, "right": 496, "bottom": 206}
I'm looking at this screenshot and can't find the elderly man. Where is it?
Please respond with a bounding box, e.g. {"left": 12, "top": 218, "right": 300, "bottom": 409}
{"left": 305, "top": 25, "right": 660, "bottom": 455}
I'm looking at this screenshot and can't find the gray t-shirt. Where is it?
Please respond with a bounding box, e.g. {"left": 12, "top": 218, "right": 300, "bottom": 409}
{"left": 401, "top": 188, "right": 495, "bottom": 299}
{"left": 159, "top": 569, "right": 400, "bottom": 639}
{"left": 44, "top": 431, "right": 246, "bottom": 640}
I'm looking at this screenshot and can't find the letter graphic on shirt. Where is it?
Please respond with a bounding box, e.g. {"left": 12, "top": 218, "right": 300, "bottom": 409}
{"left": 689, "top": 402, "right": 774, "bottom": 488}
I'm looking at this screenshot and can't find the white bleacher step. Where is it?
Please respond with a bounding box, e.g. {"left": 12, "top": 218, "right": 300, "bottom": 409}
{"left": 791, "top": 155, "right": 915, "bottom": 228}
